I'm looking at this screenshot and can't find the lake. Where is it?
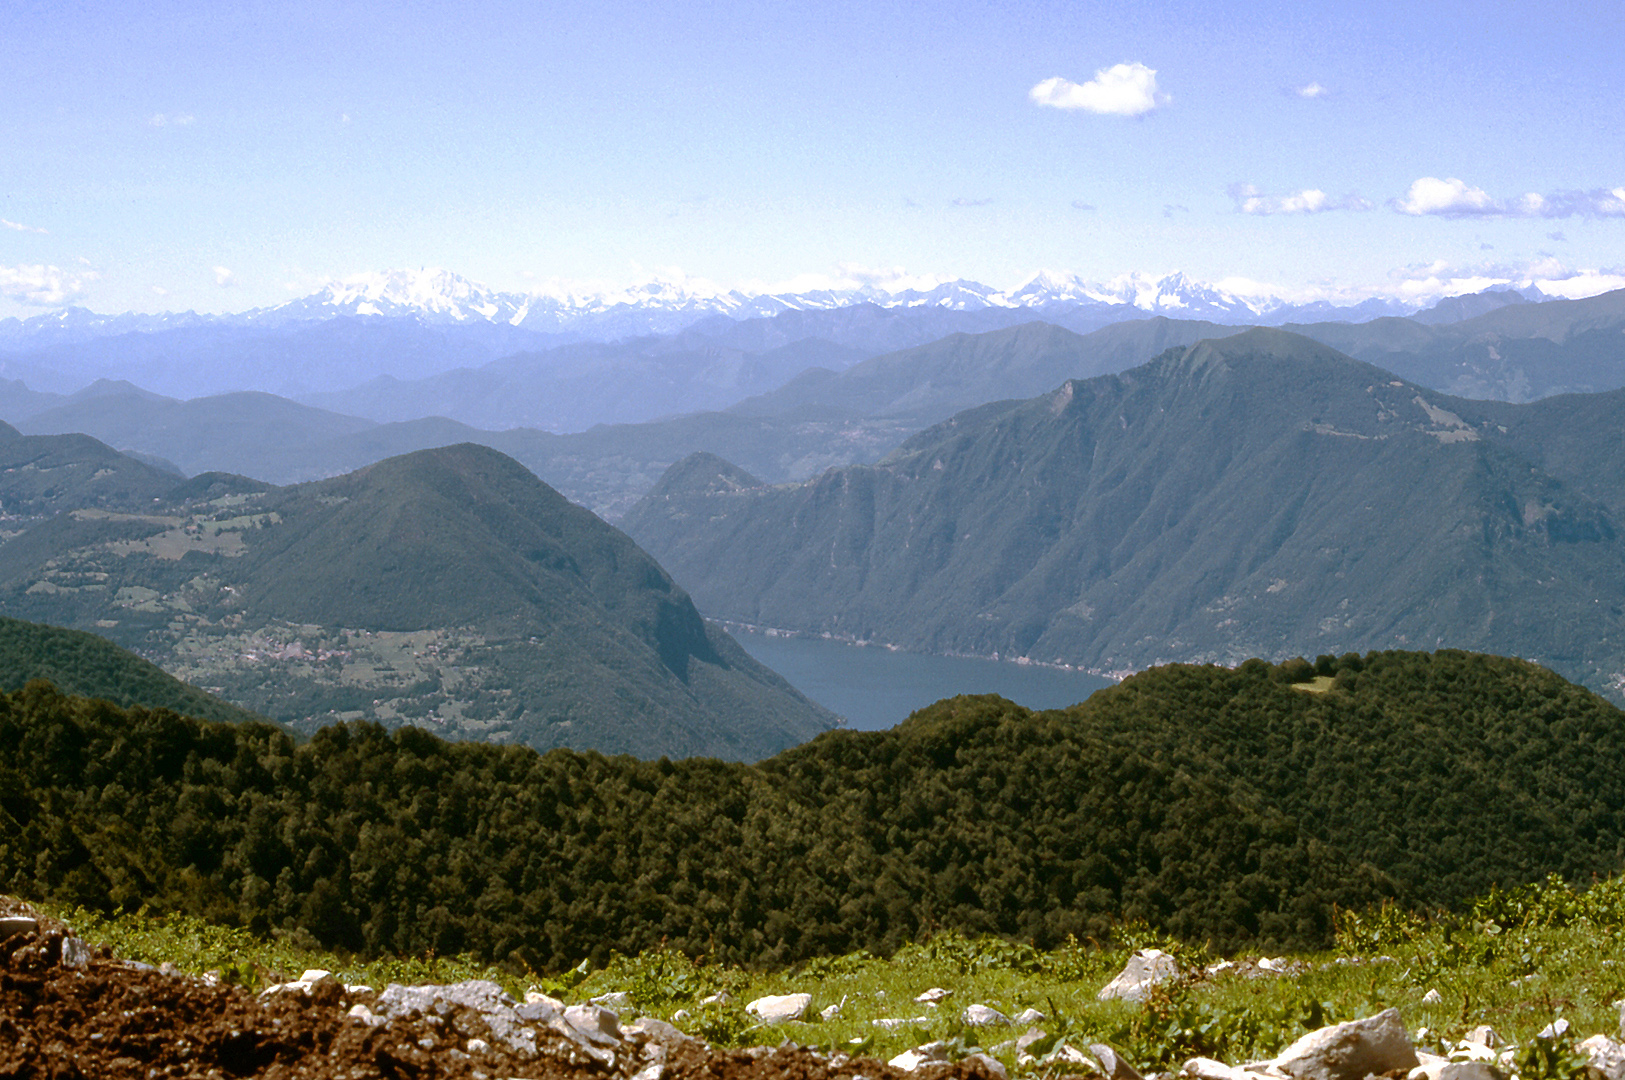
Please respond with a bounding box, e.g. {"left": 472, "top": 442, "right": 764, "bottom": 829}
{"left": 731, "top": 629, "right": 1117, "bottom": 731}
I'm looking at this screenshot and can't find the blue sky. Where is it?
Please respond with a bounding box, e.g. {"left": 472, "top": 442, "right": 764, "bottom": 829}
{"left": 2, "top": 0, "right": 1623, "bottom": 317}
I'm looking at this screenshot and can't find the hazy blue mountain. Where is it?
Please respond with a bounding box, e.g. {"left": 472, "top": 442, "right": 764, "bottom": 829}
{"left": 16, "top": 387, "right": 376, "bottom": 477}
{"left": 0, "top": 377, "right": 67, "bottom": 422}
{"left": 728, "top": 317, "right": 1247, "bottom": 425}
{"left": 1409, "top": 285, "right": 1538, "bottom": 326}
{"left": 0, "top": 316, "right": 569, "bottom": 399}
{"left": 0, "top": 441, "right": 834, "bottom": 760}
{"left": 622, "top": 328, "right": 1625, "bottom": 702}
{"left": 1291, "top": 287, "right": 1625, "bottom": 401}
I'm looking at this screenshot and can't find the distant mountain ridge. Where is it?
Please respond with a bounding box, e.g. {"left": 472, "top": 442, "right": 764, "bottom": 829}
{"left": 621, "top": 327, "right": 1625, "bottom": 702}
{"left": 0, "top": 266, "right": 1430, "bottom": 353}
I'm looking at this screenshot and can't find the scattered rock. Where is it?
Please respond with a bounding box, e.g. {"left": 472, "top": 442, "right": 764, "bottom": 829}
{"left": 0, "top": 915, "right": 38, "bottom": 939}
{"left": 1014, "top": 1028, "right": 1049, "bottom": 1054}
{"left": 873, "top": 1016, "right": 934, "bottom": 1031}
{"left": 630, "top": 1017, "right": 697, "bottom": 1046}
{"left": 1098, "top": 948, "right": 1180, "bottom": 1002}
{"left": 821, "top": 1002, "right": 843, "bottom": 1021}
{"left": 747, "top": 993, "right": 812, "bottom": 1024}
{"left": 1580, "top": 1034, "right": 1625, "bottom": 1080}
{"left": 593, "top": 990, "right": 633, "bottom": 1009}
{"left": 1408, "top": 1050, "right": 1451, "bottom": 1080}
{"left": 1271, "top": 1007, "right": 1419, "bottom": 1080}
{"left": 915, "top": 987, "right": 953, "bottom": 1004}
{"left": 962, "top": 1003, "right": 1010, "bottom": 1027}
{"left": 59, "top": 936, "right": 92, "bottom": 969}
{"left": 700, "top": 991, "right": 732, "bottom": 1006}
{"left": 1539, "top": 1019, "right": 1571, "bottom": 1040}
{"left": 1422, "top": 989, "right": 1442, "bottom": 1004}
{"left": 1437, "top": 1063, "right": 1506, "bottom": 1080}
{"left": 525, "top": 987, "right": 566, "bottom": 1010}
{"left": 890, "top": 1042, "right": 948, "bottom": 1071}
{"left": 1013, "top": 1007, "right": 1045, "bottom": 1025}
{"left": 1185, "top": 1055, "right": 1251, "bottom": 1080}
{"left": 964, "top": 1052, "right": 1008, "bottom": 1079}
{"left": 1463, "top": 1026, "right": 1504, "bottom": 1051}
{"left": 1089, "top": 1042, "right": 1145, "bottom": 1080}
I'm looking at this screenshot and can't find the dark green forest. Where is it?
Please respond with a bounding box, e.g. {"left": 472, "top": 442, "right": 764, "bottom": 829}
{"left": 4, "top": 649, "right": 1624, "bottom": 973}
{"left": 0, "top": 616, "right": 262, "bottom": 726}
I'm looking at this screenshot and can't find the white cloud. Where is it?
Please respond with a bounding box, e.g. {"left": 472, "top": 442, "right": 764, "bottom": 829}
{"left": 213, "top": 266, "right": 236, "bottom": 286}
{"left": 1229, "top": 183, "right": 1372, "bottom": 214}
{"left": 1, "top": 219, "right": 47, "bottom": 234}
{"left": 151, "top": 285, "right": 169, "bottom": 297}
{"left": 1295, "top": 82, "right": 1329, "bottom": 98}
{"left": 0, "top": 264, "right": 95, "bottom": 306}
{"left": 1392, "top": 177, "right": 1501, "bottom": 217}
{"left": 148, "top": 112, "right": 196, "bottom": 127}
{"left": 1393, "top": 178, "right": 1625, "bottom": 218}
{"left": 1029, "top": 62, "right": 1165, "bottom": 116}
{"left": 1386, "top": 256, "right": 1625, "bottom": 302}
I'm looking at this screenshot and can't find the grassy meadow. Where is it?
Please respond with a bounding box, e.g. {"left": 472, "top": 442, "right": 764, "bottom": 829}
{"left": 42, "top": 872, "right": 1625, "bottom": 1075}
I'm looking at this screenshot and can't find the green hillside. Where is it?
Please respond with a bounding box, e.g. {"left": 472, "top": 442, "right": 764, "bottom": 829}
{"left": 4, "top": 649, "right": 1623, "bottom": 971}
{"left": 0, "top": 616, "right": 262, "bottom": 725}
{"left": 0, "top": 440, "right": 834, "bottom": 760}
{"left": 623, "top": 327, "right": 1625, "bottom": 701}
{"left": 0, "top": 427, "right": 181, "bottom": 516}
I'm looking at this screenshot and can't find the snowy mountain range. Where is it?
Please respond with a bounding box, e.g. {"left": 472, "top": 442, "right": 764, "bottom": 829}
{"left": 0, "top": 267, "right": 1450, "bottom": 350}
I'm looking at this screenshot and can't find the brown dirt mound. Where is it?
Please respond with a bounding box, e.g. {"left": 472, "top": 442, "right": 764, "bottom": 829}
{"left": 0, "top": 919, "right": 1005, "bottom": 1080}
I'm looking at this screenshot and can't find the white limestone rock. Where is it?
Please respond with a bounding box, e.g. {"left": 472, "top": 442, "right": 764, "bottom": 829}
{"left": 1098, "top": 948, "right": 1180, "bottom": 1002}
{"left": 1437, "top": 1062, "right": 1506, "bottom": 1080}
{"left": 890, "top": 1042, "right": 948, "bottom": 1072}
{"left": 746, "top": 993, "right": 811, "bottom": 1024}
{"left": 1089, "top": 1042, "right": 1145, "bottom": 1080}
{"left": 1185, "top": 1056, "right": 1252, "bottom": 1080}
{"left": 915, "top": 987, "right": 953, "bottom": 1004}
{"left": 1580, "top": 1034, "right": 1625, "bottom": 1080}
{"left": 963, "top": 1003, "right": 1010, "bottom": 1027}
{"left": 0, "top": 915, "right": 38, "bottom": 939}
{"left": 1271, "top": 1007, "right": 1419, "bottom": 1080}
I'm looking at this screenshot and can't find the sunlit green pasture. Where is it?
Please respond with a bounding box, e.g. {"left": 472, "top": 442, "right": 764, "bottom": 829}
{"left": 44, "top": 872, "right": 1625, "bottom": 1075}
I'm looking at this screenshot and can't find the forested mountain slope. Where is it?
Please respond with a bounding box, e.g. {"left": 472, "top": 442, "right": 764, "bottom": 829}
{"left": 3, "top": 650, "right": 1621, "bottom": 970}
{"left": 623, "top": 328, "right": 1625, "bottom": 699}
{"left": 0, "top": 617, "right": 263, "bottom": 725}
{"left": 0, "top": 440, "right": 833, "bottom": 760}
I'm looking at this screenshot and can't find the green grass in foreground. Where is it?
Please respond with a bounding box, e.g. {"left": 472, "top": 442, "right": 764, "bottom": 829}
{"left": 43, "top": 873, "right": 1625, "bottom": 1073}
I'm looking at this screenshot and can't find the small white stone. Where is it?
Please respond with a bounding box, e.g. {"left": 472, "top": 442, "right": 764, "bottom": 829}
{"left": 821, "top": 1003, "right": 843, "bottom": 1021}
{"left": 1013, "top": 1008, "right": 1045, "bottom": 1025}
{"left": 466, "top": 1037, "right": 490, "bottom": 1053}
{"left": 963, "top": 1003, "right": 1011, "bottom": 1027}
{"left": 915, "top": 987, "right": 953, "bottom": 1004}
{"left": 746, "top": 993, "right": 811, "bottom": 1024}
{"left": 1422, "top": 990, "right": 1442, "bottom": 1004}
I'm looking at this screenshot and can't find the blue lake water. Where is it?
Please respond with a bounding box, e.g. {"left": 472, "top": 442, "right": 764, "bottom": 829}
{"left": 730, "top": 629, "right": 1117, "bottom": 731}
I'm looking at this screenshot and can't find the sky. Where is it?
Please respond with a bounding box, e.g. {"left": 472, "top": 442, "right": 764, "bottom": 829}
{"left": 2, "top": 0, "right": 1623, "bottom": 318}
